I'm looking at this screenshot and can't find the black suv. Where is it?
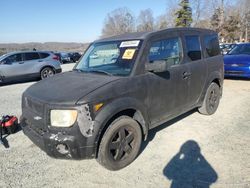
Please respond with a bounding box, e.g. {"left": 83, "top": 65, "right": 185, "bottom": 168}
{"left": 21, "top": 28, "right": 224, "bottom": 170}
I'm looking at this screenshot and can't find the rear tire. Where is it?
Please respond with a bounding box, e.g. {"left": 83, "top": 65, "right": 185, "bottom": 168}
{"left": 198, "top": 82, "right": 220, "bottom": 115}
{"left": 40, "top": 67, "right": 55, "bottom": 80}
{"left": 97, "top": 116, "right": 142, "bottom": 171}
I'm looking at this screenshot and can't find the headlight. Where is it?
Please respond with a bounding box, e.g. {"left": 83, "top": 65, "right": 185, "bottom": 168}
{"left": 50, "top": 110, "right": 78, "bottom": 127}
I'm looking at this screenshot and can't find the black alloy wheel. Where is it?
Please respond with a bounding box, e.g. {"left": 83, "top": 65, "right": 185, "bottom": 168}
{"left": 97, "top": 116, "right": 142, "bottom": 170}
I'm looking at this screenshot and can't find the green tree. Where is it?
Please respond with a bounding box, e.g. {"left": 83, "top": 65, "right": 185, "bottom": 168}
{"left": 175, "top": 0, "right": 193, "bottom": 27}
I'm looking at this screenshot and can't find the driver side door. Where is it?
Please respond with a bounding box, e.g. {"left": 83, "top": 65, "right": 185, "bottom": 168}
{"left": 145, "top": 36, "right": 190, "bottom": 128}
{"left": 0, "top": 53, "right": 24, "bottom": 81}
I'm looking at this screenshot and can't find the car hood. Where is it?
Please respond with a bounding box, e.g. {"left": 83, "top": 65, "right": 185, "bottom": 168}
{"left": 24, "top": 71, "right": 121, "bottom": 105}
{"left": 224, "top": 54, "right": 250, "bottom": 65}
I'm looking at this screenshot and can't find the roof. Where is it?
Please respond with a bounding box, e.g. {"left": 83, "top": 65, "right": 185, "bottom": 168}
{"left": 236, "top": 42, "right": 250, "bottom": 45}
{"left": 95, "top": 27, "right": 217, "bottom": 43}
{"left": 2, "top": 50, "right": 53, "bottom": 56}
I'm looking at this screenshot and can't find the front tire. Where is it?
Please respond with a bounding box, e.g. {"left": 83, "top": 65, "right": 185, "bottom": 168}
{"left": 97, "top": 116, "right": 142, "bottom": 171}
{"left": 198, "top": 82, "right": 220, "bottom": 115}
{"left": 40, "top": 67, "right": 55, "bottom": 80}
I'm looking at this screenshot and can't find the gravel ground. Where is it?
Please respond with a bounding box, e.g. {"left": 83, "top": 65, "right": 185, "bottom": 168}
{"left": 0, "top": 64, "right": 250, "bottom": 188}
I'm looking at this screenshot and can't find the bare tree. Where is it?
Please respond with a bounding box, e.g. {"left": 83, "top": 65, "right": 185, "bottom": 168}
{"left": 211, "top": 8, "right": 221, "bottom": 33}
{"left": 101, "top": 7, "right": 135, "bottom": 38}
{"left": 191, "top": 0, "right": 202, "bottom": 26}
{"left": 237, "top": 0, "right": 250, "bottom": 42}
{"left": 155, "top": 14, "right": 169, "bottom": 30}
{"left": 136, "top": 9, "right": 154, "bottom": 32}
{"left": 223, "top": 12, "right": 241, "bottom": 42}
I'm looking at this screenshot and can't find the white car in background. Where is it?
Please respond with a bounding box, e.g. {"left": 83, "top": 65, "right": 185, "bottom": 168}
{"left": 0, "top": 51, "right": 62, "bottom": 84}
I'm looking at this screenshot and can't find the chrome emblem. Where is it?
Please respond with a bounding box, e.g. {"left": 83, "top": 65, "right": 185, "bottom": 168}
{"left": 34, "top": 116, "right": 42, "bottom": 120}
{"left": 231, "top": 64, "right": 238, "bottom": 67}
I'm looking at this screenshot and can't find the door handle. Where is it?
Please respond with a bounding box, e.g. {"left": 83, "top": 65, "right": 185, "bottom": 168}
{"left": 38, "top": 60, "right": 43, "bottom": 62}
{"left": 18, "top": 62, "right": 24, "bottom": 64}
{"left": 183, "top": 72, "right": 191, "bottom": 79}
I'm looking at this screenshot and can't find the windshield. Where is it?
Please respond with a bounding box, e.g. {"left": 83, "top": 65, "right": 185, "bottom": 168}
{"left": 228, "top": 44, "right": 250, "bottom": 55}
{"left": 75, "top": 40, "right": 142, "bottom": 76}
{"left": 0, "top": 54, "right": 7, "bottom": 61}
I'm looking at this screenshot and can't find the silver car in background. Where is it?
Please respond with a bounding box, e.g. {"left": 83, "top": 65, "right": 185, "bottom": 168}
{"left": 0, "top": 51, "right": 62, "bottom": 84}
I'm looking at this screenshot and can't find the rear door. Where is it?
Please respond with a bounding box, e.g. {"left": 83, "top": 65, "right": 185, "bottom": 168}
{"left": 183, "top": 35, "right": 207, "bottom": 106}
{"left": 145, "top": 35, "right": 190, "bottom": 127}
{"left": 21, "top": 52, "right": 41, "bottom": 75}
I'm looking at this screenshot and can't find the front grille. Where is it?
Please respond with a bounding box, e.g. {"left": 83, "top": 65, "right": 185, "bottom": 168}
{"left": 24, "top": 119, "right": 46, "bottom": 136}
{"left": 225, "top": 71, "right": 244, "bottom": 75}
{"left": 25, "top": 97, "right": 44, "bottom": 116}
{"left": 22, "top": 94, "right": 47, "bottom": 132}
{"left": 225, "top": 63, "right": 247, "bottom": 67}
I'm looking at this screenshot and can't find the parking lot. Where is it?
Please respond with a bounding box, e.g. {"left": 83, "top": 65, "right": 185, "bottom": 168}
{"left": 0, "top": 63, "right": 250, "bottom": 188}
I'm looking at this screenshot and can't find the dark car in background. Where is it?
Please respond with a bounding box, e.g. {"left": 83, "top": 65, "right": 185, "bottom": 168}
{"left": 69, "top": 52, "right": 81, "bottom": 62}
{"left": 0, "top": 51, "right": 61, "bottom": 84}
{"left": 60, "top": 52, "right": 71, "bottom": 64}
{"left": 54, "top": 52, "right": 81, "bottom": 64}
{"left": 220, "top": 43, "right": 236, "bottom": 54}
{"left": 224, "top": 43, "right": 250, "bottom": 78}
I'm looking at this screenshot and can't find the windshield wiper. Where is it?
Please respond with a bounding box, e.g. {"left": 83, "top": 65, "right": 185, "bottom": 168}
{"left": 73, "top": 68, "right": 113, "bottom": 76}
{"left": 88, "top": 70, "right": 113, "bottom": 76}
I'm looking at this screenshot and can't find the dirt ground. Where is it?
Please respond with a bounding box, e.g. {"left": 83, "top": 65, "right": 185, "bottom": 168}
{"left": 0, "top": 64, "right": 250, "bottom": 188}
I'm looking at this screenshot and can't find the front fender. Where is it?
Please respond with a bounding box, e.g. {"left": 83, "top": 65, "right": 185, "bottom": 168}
{"left": 87, "top": 97, "right": 149, "bottom": 155}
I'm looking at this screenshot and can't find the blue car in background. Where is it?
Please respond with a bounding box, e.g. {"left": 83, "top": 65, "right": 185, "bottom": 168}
{"left": 224, "top": 43, "right": 250, "bottom": 78}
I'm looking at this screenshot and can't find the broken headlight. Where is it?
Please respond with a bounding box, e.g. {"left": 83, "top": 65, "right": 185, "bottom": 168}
{"left": 50, "top": 110, "right": 78, "bottom": 127}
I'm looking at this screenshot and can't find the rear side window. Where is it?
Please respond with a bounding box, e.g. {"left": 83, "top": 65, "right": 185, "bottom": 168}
{"left": 24, "top": 52, "right": 40, "bottom": 61}
{"left": 39, "top": 53, "right": 50, "bottom": 59}
{"left": 204, "top": 34, "right": 220, "bottom": 57}
{"left": 149, "top": 37, "right": 182, "bottom": 66}
{"left": 185, "top": 36, "right": 202, "bottom": 61}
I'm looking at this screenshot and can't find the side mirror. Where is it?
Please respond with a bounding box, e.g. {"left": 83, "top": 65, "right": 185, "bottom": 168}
{"left": 145, "top": 60, "right": 169, "bottom": 73}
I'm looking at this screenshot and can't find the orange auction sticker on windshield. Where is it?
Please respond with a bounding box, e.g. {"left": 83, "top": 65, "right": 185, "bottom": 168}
{"left": 122, "top": 49, "right": 136, "bottom": 60}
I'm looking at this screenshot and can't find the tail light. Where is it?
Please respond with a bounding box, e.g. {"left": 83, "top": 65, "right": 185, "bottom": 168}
{"left": 53, "top": 55, "right": 59, "bottom": 61}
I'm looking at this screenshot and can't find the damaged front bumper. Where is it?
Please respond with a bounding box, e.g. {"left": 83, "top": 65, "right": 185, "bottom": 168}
{"left": 21, "top": 118, "right": 96, "bottom": 159}
{"left": 21, "top": 93, "right": 101, "bottom": 159}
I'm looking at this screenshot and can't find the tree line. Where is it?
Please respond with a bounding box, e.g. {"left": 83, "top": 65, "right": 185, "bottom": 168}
{"left": 101, "top": 0, "right": 250, "bottom": 43}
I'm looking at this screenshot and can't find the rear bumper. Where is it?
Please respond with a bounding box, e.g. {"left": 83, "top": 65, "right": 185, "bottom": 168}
{"left": 21, "top": 117, "right": 95, "bottom": 160}
{"left": 55, "top": 68, "right": 62, "bottom": 74}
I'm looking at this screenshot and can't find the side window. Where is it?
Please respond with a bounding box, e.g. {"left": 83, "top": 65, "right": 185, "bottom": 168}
{"left": 185, "top": 35, "right": 202, "bottom": 61}
{"left": 4, "top": 54, "right": 22, "bottom": 64}
{"left": 24, "top": 52, "right": 40, "bottom": 61}
{"left": 241, "top": 44, "right": 250, "bottom": 54}
{"left": 149, "top": 37, "right": 182, "bottom": 66}
{"left": 204, "top": 34, "right": 220, "bottom": 57}
{"left": 39, "top": 53, "right": 50, "bottom": 59}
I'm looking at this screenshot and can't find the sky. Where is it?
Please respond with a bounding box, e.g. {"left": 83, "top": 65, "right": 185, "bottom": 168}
{"left": 0, "top": 0, "right": 170, "bottom": 43}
